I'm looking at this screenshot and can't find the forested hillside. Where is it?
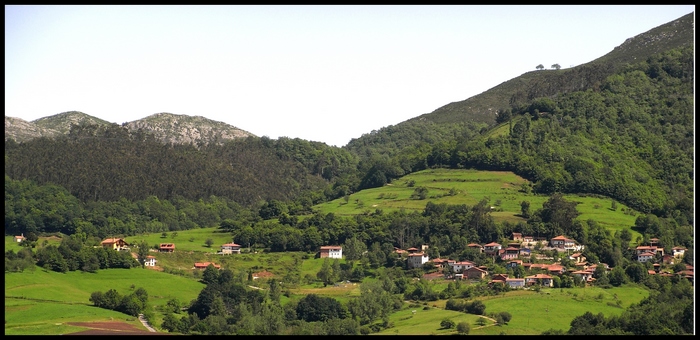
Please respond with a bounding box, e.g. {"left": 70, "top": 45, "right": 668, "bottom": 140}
{"left": 346, "top": 12, "right": 694, "bottom": 160}
{"left": 344, "top": 45, "right": 694, "bottom": 227}
{"left": 4, "top": 124, "right": 359, "bottom": 207}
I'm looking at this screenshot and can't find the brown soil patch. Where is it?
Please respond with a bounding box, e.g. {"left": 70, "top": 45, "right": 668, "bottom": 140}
{"left": 65, "top": 321, "right": 164, "bottom": 335}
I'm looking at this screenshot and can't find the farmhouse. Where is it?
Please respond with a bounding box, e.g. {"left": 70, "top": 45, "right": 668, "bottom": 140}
{"left": 220, "top": 243, "right": 241, "bottom": 255}
{"left": 491, "top": 274, "right": 509, "bottom": 283}
{"left": 637, "top": 252, "right": 655, "bottom": 263}
{"left": 430, "top": 258, "right": 452, "bottom": 269}
{"left": 505, "top": 278, "right": 526, "bottom": 289}
{"left": 194, "top": 262, "right": 221, "bottom": 270}
{"left": 101, "top": 238, "right": 130, "bottom": 251}
{"left": 500, "top": 247, "right": 520, "bottom": 261}
{"left": 319, "top": 245, "right": 343, "bottom": 259}
{"left": 672, "top": 246, "right": 686, "bottom": 258}
{"left": 144, "top": 255, "right": 157, "bottom": 267}
{"left": 571, "top": 270, "right": 594, "bottom": 283}
{"left": 546, "top": 264, "right": 566, "bottom": 275}
{"left": 159, "top": 243, "right": 175, "bottom": 252}
{"left": 483, "top": 242, "right": 502, "bottom": 255}
{"left": 13, "top": 234, "right": 25, "bottom": 243}
{"left": 407, "top": 252, "right": 430, "bottom": 269}
{"left": 511, "top": 232, "right": 523, "bottom": 241}
{"left": 449, "top": 260, "right": 476, "bottom": 273}
{"left": 464, "top": 266, "right": 489, "bottom": 280}
{"left": 635, "top": 245, "right": 664, "bottom": 256}
{"left": 550, "top": 235, "right": 577, "bottom": 250}
{"left": 525, "top": 274, "right": 554, "bottom": 287}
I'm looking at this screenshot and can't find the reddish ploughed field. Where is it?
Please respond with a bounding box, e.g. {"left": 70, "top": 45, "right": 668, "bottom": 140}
{"left": 65, "top": 321, "right": 168, "bottom": 335}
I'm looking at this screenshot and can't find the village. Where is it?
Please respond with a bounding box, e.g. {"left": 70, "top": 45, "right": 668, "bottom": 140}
{"left": 68, "top": 232, "right": 692, "bottom": 288}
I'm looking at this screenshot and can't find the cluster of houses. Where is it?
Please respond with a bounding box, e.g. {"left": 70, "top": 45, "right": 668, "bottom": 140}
{"left": 396, "top": 234, "right": 693, "bottom": 287}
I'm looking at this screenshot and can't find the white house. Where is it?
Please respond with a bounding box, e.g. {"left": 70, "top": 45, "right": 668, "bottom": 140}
{"left": 637, "top": 252, "right": 655, "bottom": 263}
{"left": 449, "top": 261, "right": 476, "bottom": 273}
{"left": 320, "top": 246, "right": 343, "bottom": 259}
{"left": 505, "top": 278, "right": 526, "bottom": 289}
{"left": 407, "top": 252, "right": 430, "bottom": 269}
{"left": 144, "top": 255, "right": 157, "bottom": 267}
{"left": 221, "top": 243, "right": 242, "bottom": 255}
{"left": 571, "top": 270, "right": 594, "bottom": 282}
{"left": 672, "top": 247, "right": 686, "bottom": 259}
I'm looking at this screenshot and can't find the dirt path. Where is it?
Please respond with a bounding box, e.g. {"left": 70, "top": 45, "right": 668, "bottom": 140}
{"left": 139, "top": 314, "right": 157, "bottom": 332}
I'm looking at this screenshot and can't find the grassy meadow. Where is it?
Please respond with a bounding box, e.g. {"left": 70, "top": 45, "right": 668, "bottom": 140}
{"left": 374, "top": 306, "right": 489, "bottom": 335}
{"left": 124, "top": 227, "right": 236, "bottom": 253}
{"left": 4, "top": 266, "right": 205, "bottom": 335}
{"left": 472, "top": 284, "right": 649, "bottom": 335}
{"left": 313, "top": 168, "right": 642, "bottom": 242}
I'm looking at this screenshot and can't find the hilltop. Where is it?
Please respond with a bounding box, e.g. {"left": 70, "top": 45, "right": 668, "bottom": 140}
{"left": 5, "top": 111, "right": 254, "bottom": 146}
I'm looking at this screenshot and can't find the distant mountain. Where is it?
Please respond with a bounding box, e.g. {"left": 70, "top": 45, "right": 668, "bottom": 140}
{"left": 5, "top": 111, "right": 255, "bottom": 146}
{"left": 33, "top": 111, "right": 113, "bottom": 134}
{"left": 123, "top": 112, "right": 254, "bottom": 146}
{"left": 5, "top": 116, "right": 61, "bottom": 142}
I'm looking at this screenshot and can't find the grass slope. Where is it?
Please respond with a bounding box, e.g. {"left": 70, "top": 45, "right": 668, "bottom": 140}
{"left": 314, "top": 168, "right": 641, "bottom": 242}
{"left": 5, "top": 266, "right": 205, "bottom": 335}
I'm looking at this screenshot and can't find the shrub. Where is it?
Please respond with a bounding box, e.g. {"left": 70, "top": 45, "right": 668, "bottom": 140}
{"left": 440, "top": 318, "right": 455, "bottom": 329}
{"left": 456, "top": 321, "right": 470, "bottom": 335}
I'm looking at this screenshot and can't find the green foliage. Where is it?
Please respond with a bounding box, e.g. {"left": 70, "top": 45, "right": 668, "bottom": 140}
{"left": 440, "top": 318, "right": 455, "bottom": 329}
{"left": 295, "top": 294, "right": 348, "bottom": 322}
{"left": 456, "top": 321, "right": 471, "bottom": 334}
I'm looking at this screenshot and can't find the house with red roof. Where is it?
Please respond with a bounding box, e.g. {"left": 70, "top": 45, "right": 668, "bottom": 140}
{"left": 483, "top": 242, "right": 502, "bottom": 255}
{"left": 220, "top": 243, "right": 241, "bottom": 255}
{"left": 500, "top": 247, "right": 520, "bottom": 261}
{"left": 194, "top": 262, "right": 221, "bottom": 270}
{"left": 159, "top": 243, "right": 175, "bottom": 253}
{"left": 550, "top": 235, "right": 577, "bottom": 250}
{"left": 13, "top": 234, "right": 25, "bottom": 243}
{"left": 637, "top": 252, "right": 655, "bottom": 263}
{"left": 571, "top": 270, "right": 595, "bottom": 283}
{"left": 449, "top": 260, "right": 476, "bottom": 273}
{"left": 525, "top": 274, "right": 554, "bottom": 287}
{"left": 101, "top": 238, "right": 130, "bottom": 251}
{"left": 505, "top": 278, "right": 526, "bottom": 289}
{"left": 464, "top": 266, "right": 489, "bottom": 280}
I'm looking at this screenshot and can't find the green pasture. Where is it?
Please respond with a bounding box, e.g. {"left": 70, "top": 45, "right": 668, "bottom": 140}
{"left": 124, "top": 227, "right": 236, "bottom": 253}
{"left": 5, "top": 234, "right": 64, "bottom": 253}
{"left": 471, "top": 285, "right": 649, "bottom": 335}
{"left": 374, "top": 284, "right": 649, "bottom": 335}
{"left": 5, "top": 266, "right": 205, "bottom": 335}
{"left": 374, "top": 306, "right": 491, "bottom": 335}
{"left": 313, "top": 168, "right": 642, "bottom": 244}
{"left": 5, "top": 299, "right": 143, "bottom": 335}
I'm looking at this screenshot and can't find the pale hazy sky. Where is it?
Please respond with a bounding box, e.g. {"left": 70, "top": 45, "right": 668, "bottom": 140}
{"left": 5, "top": 5, "right": 695, "bottom": 147}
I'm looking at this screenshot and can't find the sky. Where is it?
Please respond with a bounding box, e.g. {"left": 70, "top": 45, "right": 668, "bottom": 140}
{"left": 5, "top": 5, "right": 695, "bottom": 147}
